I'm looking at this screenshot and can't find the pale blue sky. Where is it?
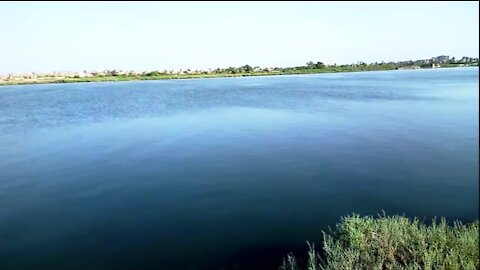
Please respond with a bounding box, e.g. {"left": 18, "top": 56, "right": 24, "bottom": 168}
{"left": 0, "top": 1, "right": 478, "bottom": 74}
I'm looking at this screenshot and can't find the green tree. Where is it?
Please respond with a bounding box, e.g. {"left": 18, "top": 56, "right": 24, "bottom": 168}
{"left": 226, "top": 67, "right": 237, "bottom": 74}
{"left": 315, "top": 62, "right": 325, "bottom": 69}
{"left": 146, "top": 71, "right": 161, "bottom": 77}
{"left": 306, "top": 61, "right": 315, "bottom": 68}
{"left": 241, "top": 64, "right": 253, "bottom": 73}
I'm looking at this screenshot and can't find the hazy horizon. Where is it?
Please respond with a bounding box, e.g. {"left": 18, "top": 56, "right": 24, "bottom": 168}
{"left": 1, "top": 1, "right": 478, "bottom": 74}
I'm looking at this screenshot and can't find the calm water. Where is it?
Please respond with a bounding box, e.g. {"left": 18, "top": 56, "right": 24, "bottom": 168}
{"left": 0, "top": 68, "right": 478, "bottom": 270}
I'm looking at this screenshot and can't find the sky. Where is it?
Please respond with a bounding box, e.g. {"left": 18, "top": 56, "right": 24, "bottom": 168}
{"left": 0, "top": 1, "right": 478, "bottom": 74}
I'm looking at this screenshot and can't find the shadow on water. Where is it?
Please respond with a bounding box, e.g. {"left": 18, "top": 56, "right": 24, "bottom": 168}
{"left": 220, "top": 244, "right": 308, "bottom": 270}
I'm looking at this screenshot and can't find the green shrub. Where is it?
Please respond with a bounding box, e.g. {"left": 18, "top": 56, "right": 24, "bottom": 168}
{"left": 280, "top": 214, "right": 479, "bottom": 270}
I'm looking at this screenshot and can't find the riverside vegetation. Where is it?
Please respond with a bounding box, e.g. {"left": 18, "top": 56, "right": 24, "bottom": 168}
{"left": 279, "top": 214, "right": 479, "bottom": 270}
{"left": 1, "top": 56, "right": 478, "bottom": 86}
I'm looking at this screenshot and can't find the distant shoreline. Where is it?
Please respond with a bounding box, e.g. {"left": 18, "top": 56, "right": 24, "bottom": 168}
{"left": 0, "top": 64, "right": 477, "bottom": 87}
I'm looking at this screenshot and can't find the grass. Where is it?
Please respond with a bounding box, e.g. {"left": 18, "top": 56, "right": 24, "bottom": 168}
{"left": 0, "top": 72, "right": 283, "bottom": 86}
{"left": 280, "top": 213, "right": 479, "bottom": 270}
{"left": 1, "top": 64, "right": 476, "bottom": 87}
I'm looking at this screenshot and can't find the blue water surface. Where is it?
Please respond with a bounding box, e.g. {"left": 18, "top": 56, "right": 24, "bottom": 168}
{"left": 0, "top": 67, "right": 478, "bottom": 269}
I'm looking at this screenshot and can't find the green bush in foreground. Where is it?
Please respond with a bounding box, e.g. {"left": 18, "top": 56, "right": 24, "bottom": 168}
{"left": 280, "top": 214, "right": 479, "bottom": 270}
